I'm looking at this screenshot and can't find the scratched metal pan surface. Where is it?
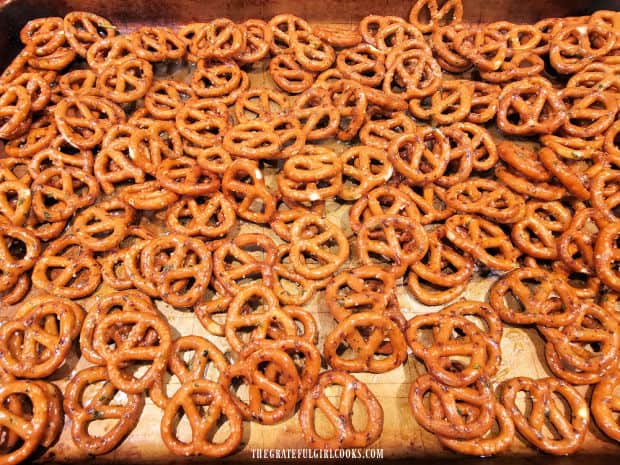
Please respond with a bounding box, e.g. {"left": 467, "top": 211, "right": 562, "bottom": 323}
{"left": 1, "top": 0, "right": 620, "bottom": 464}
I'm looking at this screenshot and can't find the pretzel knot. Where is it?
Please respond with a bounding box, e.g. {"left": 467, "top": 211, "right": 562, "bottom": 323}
{"left": 219, "top": 347, "right": 300, "bottom": 424}
{"left": 592, "top": 371, "right": 620, "bottom": 442}
{"left": 409, "top": 0, "right": 463, "bottom": 34}
{"left": 299, "top": 370, "right": 383, "bottom": 448}
{"left": 501, "top": 377, "right": 589, "bottom": 455}
{"left": 63, "top": 366, "right": 145, "bottom": 455}
{"left": 595, "top": 221, "right": 620, "bottom": 292}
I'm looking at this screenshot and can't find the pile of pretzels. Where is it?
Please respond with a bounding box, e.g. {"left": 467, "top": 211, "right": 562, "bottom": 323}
{"left": 1, "top": 0, "right": 620, "bottom": 462}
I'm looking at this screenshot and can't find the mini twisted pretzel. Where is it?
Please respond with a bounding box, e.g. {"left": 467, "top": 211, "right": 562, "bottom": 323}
{"left": 63, "top": 366, "right": 144, "bottom": 455}
{"left": 375, "top": 22, "right": 425, "bottom": 52}
{"left": 357, "top": 214, "right": 428, "bottom": 277}
{"left": 466, "top": 81, "right": 500, "bottom": 124}
{"left": 57, "top": 68, "right": 98, "bottom": 97}
{"left": 431, "top": 24, "right": 472, "bottom": 73}
{"left": 445, "top": 214, "right": 520, "bottom": 271}
{"left": 289, "top": 214, "right": 349, "bottom": 280}
{"left": 20, "top": 17, "right": 66, "bottom": 57}
{"left": 358, "top": 15, "right": 405, "bottom": 46}
{"left": 408, "top": 226, "right": 474, "bottom": 306}
{"left": 130, "top": 122, "right": 184, "bottom": 175}
{"left": 0, "top": 85, "right": 31, "bottom": 139}
{"left": 150, "top": 335, "right": 229, "bottom": 409}
{"left": 224, "top": 285, "right": 297, "bottom": 353}
{"left": 63, "top": 11, "right": 116, "bottom": 57}
{"left": 213, "top": 233, "right": 277, "bottom": 294}
{"left": 32, "top": 234, "right": 101, "bottom": 299}
{"left": 539, "top": 302, "right": 619, "bottom": 378}
{"left": 478, "top": 51, "right": 544, "bottom": 83}
{"left": 272, "top": 243, "right": 327, "bottom": 306}
{"left": 293, "top": 31, "right": 335, "bottom": 72}
{"left": 73, "top": 199, "right": 134, "bottom": 252}
{"left": 299, "top": 370, "right": 383, "bottom": 448}
{"left": 191, "top": 59, "right": 248, "bottom": 104}
{"left": 139, "top": 234, "right": 212, "bottom": 307}
{"left": 336, "top": 44, "right": 386, "bottom": 88}
{"left": 409, "top": 79, "right": 474, "bottom": 125}
{"left": 156, "top": 156, "right": 220, "bottom": 196}
{"left": 406, "top": 313, "right": 495, "bottom": 386}
{"left": 567, "top": 62, "right": 620, "bottom": 96}
{"left": 595, "top": 221, "right": 620, "bottom": 292}
{"left": 550, "top": 22, "right": 616, "bottom": 74}
{"left": 119, "top": 180, "right": 179, "bottom": 210}
{"left": 324, "top": 312, "right": 407, "bottom": 373}
{"left": 97, "top": 57, "right": 153, "bottom": 104}
{"left": 497, "top": 77, "right": 568, "bottom": 135}
{"left": 592, "top": 371, "right": 620, "bottom": 442}
{"left": 166, "top": 193, "right": 236, "bottom": 239}
{"left": 268, "top": 14, "right": 311, "bottom": 55}
{"left": 489, "top": 267, "right": 582, "bottom": 327}
{"left": 327, "top": 79, "right": 368, "bottom": 141}
{"left": 144, "top": 80, "right": 193, "bottom": 120}
{"left": 339, "top": 145, "right": 392, "bottom": 200}
{"left": 223, "top": 121, "right": 281, "bottom": 160}
{"left": 400, "top": 183, "right": 455, "bottom": 224}
{"left": 269, "top": 54, "right": 315, "bottom": 94}
{"left": 222, "top": 159, "right": 276, "bottom": 224}
{"left": 93, "top": 311, "right": 172, "bottom": 394}
{"left": 359, "top": 111, "right": 415, "bottom": 150}
{"left": 236, "top": 19, "right": 272, "bottom": 64}
{"left": 94, "top": 139, "right": 146, "bottom": 194}
{"left": 446, "top": 178, "right": 525, "bottom": 224}
{"left": 348, "top": 185, "right": 419, "bottom": 233}
{"left": 559, "top": 86, "right": 617, "bottom": 138}
{"left": 28, "top": 145, "right": 94, "bottom": 180}
{"left": 409, "top": 0, "right": 463, "bottom": 34}
{"left": 501, "top": 377, "right": 589, "bottom": 455}
{"left": 409, "top": 374, "right": 494, "bottom": 440}
{"left": 435, "top": 401, "right": 515, "bottom": 456}
{"left": 511, "top": 200, "right": 572, "bottom": 259}
{"left": 558, "top": 208, "right": 601, "bottom": 274}
{"left": 235, "top": 87, "right": 289, "bottom": 123}
{"left": 160, "top": 379, "right": 243, "bottom": 457}
{"left": 591, "top": 168, "right": 620, "bottom": 225}
{"left": 313, "top": 24, "right": 362, "bottom": 48}
{"left": 292, "top": 87, "right": 339, "bottom": 141}
{"left": 133, "top": 26, "right": 185, "bottom": 62}
{"left": 454, "top": 26, "right": 507, "bottom": 71}
{"left": 383, "top": 50, "right": 443, "bottom": 100}
{"left": 80, "top": 290, "right": 156, "bottom": 365}
{"left": 9, "top": 72, "right": 52, "bottom": 112}
{"left": 219, "top": 347, "right": 300, "bottom": 424}
{"left": 388, "top": 128, "right": 450, "bottom": 185}
{"left": 4, "top": 113, "right": 57, "bottom": 158}
{"left": 0, "top": 224, "right": 40, "bottom": 292}
{"left": 176, "top": 98, "right": 229, "bottom": 149}
{"left": 0, "top": 380, "right": 49, "bottom": 465}
{"left": 0, "top": 296, "right": 77, "bottom": 378}
{"left": 54, "top": 95, "right": 122, "bottom": 149}
{"left": 189, "top": 19, "right": 245, "bottom": 60}
{"left": 278, "top": 145, "right": 343, "bottom": 202}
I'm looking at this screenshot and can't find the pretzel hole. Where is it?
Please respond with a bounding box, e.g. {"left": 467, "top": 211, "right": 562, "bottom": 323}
{"left": 312, "top": 405, "right": 338, "bottom": 439}
{"left": 514, "top": 390, "right": 534, "bottom": 417}
{"left": 7, "top": 237, "right": 27, "bottom": 260}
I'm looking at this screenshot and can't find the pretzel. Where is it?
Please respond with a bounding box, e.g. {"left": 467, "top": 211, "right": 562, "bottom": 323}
{"left": 9, "top": 72, "right": 52, "bottom": 112}
{"left": 409, "top": 0, "right": 463, "bottom": 34}
{"left": 299, "top": 370, "right": 383, "bottom": 448}
{"left": 501, "top": 377, "right": 589, "bottom": 455}
{"left": 94, "top": 140, "right": 145, "bottom": 194}
{"left": 223, "top": 121, "right": 281, "bottom": 160}
{"left": 550, "top": 22, "right": 616, "bottom": 74}
{"left": 97, "top": 57, "right": 153, "bottom": 103}
{"left": 160, "top": 379, "right": 243, "bottom": 457}
{"left": 558, "top": 208, "right": 600, "bottom": 274}
{"left": 32, "top": 234, "right": 102, "bottom": 299}
{"left": 445, "top": 214, "right": 521, "bottom": 271}
{"left": 21, "top": 17, "right": 66, "bottom": 55}
{"left": 235, "top": 88, "right": 288, "bottom": 123}
{"left": 489, "top": 267, "right": 582, "bottom": 327}
{"left": 375, "top": 22, "right": 425, "bottom": 52}
{"left": 560, "top": 86, "right": 617, "bottom": 138}
{"left": 313, "top": 24, "right": 362, "bottom": 48}
{"left": 336, "top": 44, "right": 386, "bottom": 88}
{"left": 359, "top": 111, "right": 415, "bottom": 150}
{"left": 0, "top": 85, "right": 31, "bottom": 139}
{"left": 406, "top": 313, "right": 496, "bottom": 386}
{"left": 591, "top": 371, "right": 620, "bottom": 442}
{"left": 73, "top": 199, "right": 134, "bottom": 252}
{"left": 143, "top": 80, "right": 192, "bottom": 120}
{"left": 191, "top": 59, "right": 248, "bottom": 105}
{"left": 156, "top": 157, "right": 220, "bottom": 197}
{"left": 235, "top": 19, "right": 272, "bottom": 64}
{"left": 150, "top": 335, "right": 229, "bottom": 409}
{"left": 270, "top": 197, "right": 324, "bottom": 242}
{"left": 63, "top": 366, "right": 144, "bottom": 455}
{"left": 539, "top": 302, "right": 619, "bottom": 379}
{"left": 278, "top": 145, "right": 343, "bottom": 202}
{"left": 431, "top": 24, "right": 472, "bottom": 73}
{"left": 0, "top": 296, "right": 77, "bottom": 378}
{"left": 213, "top": 233, "right": 277, "bottom": 294}
{"left": 4, "top": 114, "right": 57, "bottom": 158}
{"left": 387, "top": 128, "right": 450, "bottom": 185}
{"left": 133, "top": 26, "right": 185, "bottom": 62}
{"left": 93, "top": 310, "right": 172, "bottom": 393}
{"left": 292, "top": 87, "right": 339, "bottom": 141}
{"left": 284, "top": 214, "right": 348, "bottom": 280}
{"left": 119, "top": 180, "right": 179, "bottom": 210}
{"left": 0, "top": 224, "right": 40, "bottom": 292}
{"left": 328, "top": 79, "right": 368, "bottom": 141}
{"left": 0, "top": 380, "right": 49, "bottom": 465}
{"left": 409, "top": 374, "right": 494, "bottom": 439}
{"left": 166, "top": 193, "right": 235, "bottom": 239}
{"left": 511, "top": 200, "right": 572, "bottom": 259}
{"left": 324, "top": 312, "right": 407, "bottom": 373}
{"left": 497, "top": 140, "right": 550, "bottom": 181}
{"left": 268, "top": 14, "right": 312, "bottom": 55}
{"left": 408, "top": 226, "right": 474, "bottom": 306}
{"left": 497, "top": 77, "right": 568, "bottom": 135}
{"left": 595, "top": 222, "right": 620, "bottom": 292}
{"left": 446, "top": 178, "right": 525, "bottom": 223}
{"left": 175, "top": 98, "right": 229, "bottom": 149}
{"left": 189, "top": 19, "right": 245, "bottom": 60}
{"left": 269, "top": 54, "right": 315, "bottom": 94}
{"left": 338, "top": 145, "right": 392, "bottom": 200}
{"left": 591, "top": 169, "right": 620, "bottom": 225}
{"left": 219, "top": 347, "right": 300, "bottom": 424}
{"left": 80, "top": 290, "right": 156, "bottom": 365}
{"left": 272, "top": 244, "right": 327, "bottom": 306}
{"left": 63, "top": 11, "right": 117, "bottom": 57}
{"left": 222, "top": 159, "right": 276, "bottom": 224}
{"left": 435, "top": 401, "right": 515, "bottom": 456}
{"left": 358, "top": 15, "right": 406, "bottom": 47}
{"left": 383, "top": 50, "right": 443, "bottom": 100}
{"left": 292, "top": 31, "right": 335, "bottom": 72}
